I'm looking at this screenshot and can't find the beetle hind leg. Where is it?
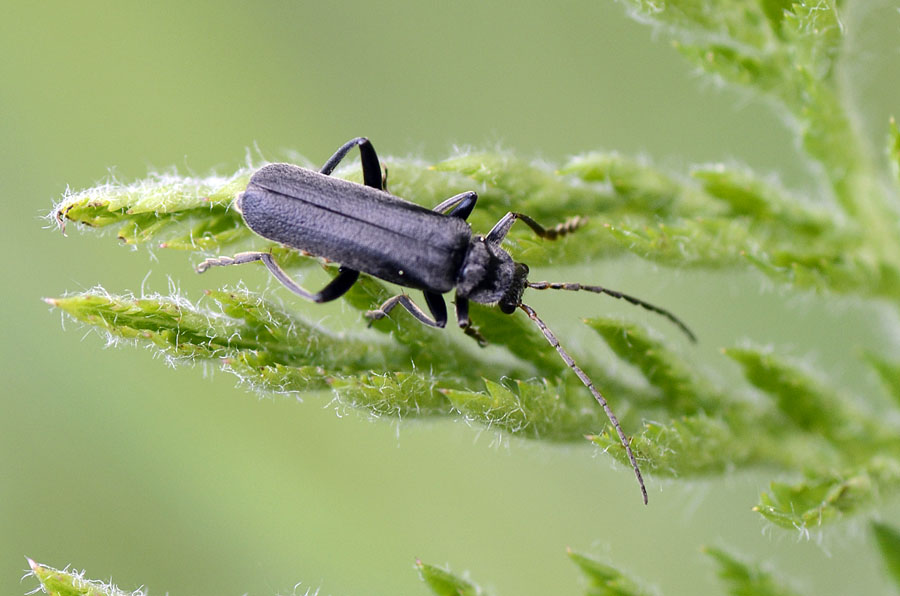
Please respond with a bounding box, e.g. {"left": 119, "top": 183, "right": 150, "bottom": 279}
{"left": 197, "top": 251, "right": 359, "bottom": 303}
{"left": 432, "top": 191, "right": 478, "bottom": 220}
{"left": 320, "top": 137, "right": 385, "bottom": 190}
{"left": 196, "top": 251, "right": 269, "bottom": 274}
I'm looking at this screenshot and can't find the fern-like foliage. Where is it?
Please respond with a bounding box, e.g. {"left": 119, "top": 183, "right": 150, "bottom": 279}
{"left": 41, "top": 0, "right": 900, "bottom": 594}
{"left": 26, "top": 559, "right": 141, "bottom": 596}
{"left": 415, "top": 545, "right": 875, "bottom": 595}
{"left": 47, "top": 145, "right": 900, "bottom": 525}
{"left": 872, "top": 521, "right": 900, "bottom": 589}
{"left": 26, "top": 549, "right": 821, "bottom": 596}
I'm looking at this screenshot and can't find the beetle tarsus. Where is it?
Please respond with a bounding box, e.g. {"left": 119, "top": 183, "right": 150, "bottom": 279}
{"left": 364, "top": 309, "right": 385, "bottom": 327}
{"left": 461, "top": 324, "right": 488, "bottom": 347}
{"left": 485, "top": 211, "right": 585, "bottom": 245}
{"left": 196, "top": 251, "right": 269, "bottom": 274}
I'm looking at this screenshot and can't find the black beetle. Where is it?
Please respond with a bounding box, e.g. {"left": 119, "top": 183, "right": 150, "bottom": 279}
{"left": 198, "top": 137, "right": 695, "bottom": 504}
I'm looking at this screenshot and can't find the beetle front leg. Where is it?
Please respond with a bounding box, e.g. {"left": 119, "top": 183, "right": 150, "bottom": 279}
{"left": 366, "top": 293, "right": 446, "bottom": 328}
{"left": 453, "top": 297, "right": 488, "bottom": 347}
{"left": 197, "top": 251, "right": 359, "bottom": 303}
{"left": 485, "top": 212, "right": 586, "bottom": 245}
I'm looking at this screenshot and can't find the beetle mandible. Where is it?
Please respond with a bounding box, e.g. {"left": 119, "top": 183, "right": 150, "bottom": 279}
{"left": 197, "top": 137, "right": 696, "bottom": 504}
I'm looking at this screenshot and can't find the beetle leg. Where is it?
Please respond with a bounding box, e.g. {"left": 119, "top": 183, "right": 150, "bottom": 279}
{"left": 432, "top": 191, "right": 478, "bottom": 220}
{"left": 485, "top": 212, "right": 586, "bottom": 245}
{"left": 311, "top": 267, "right": 361, "bottom": 302}
{"left": 258, "top": 255, "right": 359, "bottom": 303}
{"left": 197, "top": 251, "right": 359, "bottom": 303}
{"left": 423, "top": 291, "right": 448, "bottom": 327}
{"left": 196, "top": 251, "right": 270, "bottom": 273}
{"left": 462, "top": 325, "right": 488, "bottom": 347}
{"left": 365, "top": 294, "right": 446, "bottom": 328}
{"left": 454, "top": 296, "right": 488, "bottom": 347}
{"left": 319, "top": 137, "right": 384, "bottom": 190}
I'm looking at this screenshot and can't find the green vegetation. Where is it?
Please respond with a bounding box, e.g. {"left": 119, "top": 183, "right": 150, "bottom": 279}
{"left": 38, "top": 0, "right": 900, "bottom": 594}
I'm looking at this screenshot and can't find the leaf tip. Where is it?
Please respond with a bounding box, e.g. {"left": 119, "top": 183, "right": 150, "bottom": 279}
{"left": 51, "top": 204, "right": 69, "bottom": 235}
{"left": 25, "top": 557, "right": 50, "bottom": 587}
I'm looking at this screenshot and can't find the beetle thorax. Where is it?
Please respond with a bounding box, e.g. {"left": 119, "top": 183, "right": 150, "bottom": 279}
{"left": 457, "top": 237, "right": 528, "bottom": 313}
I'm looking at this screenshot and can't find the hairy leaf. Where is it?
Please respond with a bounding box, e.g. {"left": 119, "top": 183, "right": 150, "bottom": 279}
{"left": 26, "top": 559, "right": 137, "bottom": 596}
{"left": 703, "top": 547, "right": 801, "bottom": 596}
{"left": 754, "top": 457, "right": 900, "bottom": 530}
{"left": 872, "top": 521, "right": 900, "bottom": 589}
{"left": 568, "top": 549, "right": 651, "bottom": 596}
{"left": 417, "top": 560, "right": 485, "bottom": 596}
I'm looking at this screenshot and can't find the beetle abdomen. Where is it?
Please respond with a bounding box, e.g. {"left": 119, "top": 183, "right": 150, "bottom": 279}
{"left": 241, "top": 164, "right": 470, "bottom": 292}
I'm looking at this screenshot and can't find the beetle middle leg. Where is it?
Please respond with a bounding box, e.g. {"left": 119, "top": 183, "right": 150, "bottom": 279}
{"left": 485, "top": 212, "right": 586, "bottom": 245}
{"left": 366, "top": 291, "right": 447, "bottom": 328}
{"left": 319, "top": 137, "right": 386, "bottom": 190}
{"left": 197, "top": 251, "right": 360, "bottom": 303}
{"left": 368, "top": 289, "right": 489, "bottom": 346}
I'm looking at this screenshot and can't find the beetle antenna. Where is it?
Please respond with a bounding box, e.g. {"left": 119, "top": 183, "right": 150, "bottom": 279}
{"left": 527, "top": 281, "right": 696, "bottom": 342}
{"left": 518, "top": 302, "right": 648, "bottom": 505}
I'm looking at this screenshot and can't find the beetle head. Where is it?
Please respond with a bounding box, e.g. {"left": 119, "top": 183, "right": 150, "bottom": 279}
{"left": 457, "top": 238, "right": 528, "bottom": 313}
{"left": 497, "top": 261, "right": 529, "bottom": 313}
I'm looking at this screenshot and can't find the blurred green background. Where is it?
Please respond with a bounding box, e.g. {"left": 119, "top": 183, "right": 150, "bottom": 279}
{"left": 2, "top": 2, "right": 899, "bottom": 595}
